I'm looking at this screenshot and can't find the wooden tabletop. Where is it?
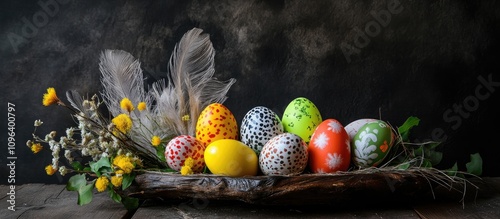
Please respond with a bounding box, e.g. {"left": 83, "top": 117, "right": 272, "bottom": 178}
{"left": 1, "top": 177, "right": 499, "bottom": 218}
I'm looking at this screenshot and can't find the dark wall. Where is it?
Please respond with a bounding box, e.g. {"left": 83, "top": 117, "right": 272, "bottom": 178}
{"left": 1, "top": 0, "right": 499, "bottom": 184}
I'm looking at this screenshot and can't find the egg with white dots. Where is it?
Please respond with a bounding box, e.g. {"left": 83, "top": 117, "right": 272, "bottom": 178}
{"left": 240, "top": 106, "right": 284, "bottom": 153}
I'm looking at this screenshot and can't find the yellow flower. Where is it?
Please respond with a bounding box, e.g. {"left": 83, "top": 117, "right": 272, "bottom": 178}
{"left": 182, "top": 114, "right": 190, "bottom": 121}
{"left": 180, "top": 166, "right": 193, "bottom": 175}
{"left": 111, "top": 175, "right": 123, "bottom": 188}
{"left": 31, "top": 143, "right": 43, "bottom": 154}
{"left": 112, "top": 114, "right": 132, "bottom": 134}
{"left": 42, "top": 87, "right": 60, "bottom": 106}
{"left": 95, "top": 176, "right": 109, "bottom": 192}
{"left": 180, "top": 157, "right": 194, "bottom": 175}
{"left": 45, "top": 164, "right": 57, "bottom": 175}
{"left": 120, "top": 98, "right": 134, "bottom": 113}
{"left": 113, "top": 155, "right": 135, "bottom": 174}
{"left": 184, "top": 157, "right": 195, "bottom": 167}
{"left": 151, "top": 135, "right": 161, "bottom": 147}
{"left": 137, "top": 102, "right": 147, "bottom": 111}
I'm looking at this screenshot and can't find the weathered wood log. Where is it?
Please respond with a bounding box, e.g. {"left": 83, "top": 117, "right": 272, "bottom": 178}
{"left": 122, "top": 171, "right": 449, "bottom": 206}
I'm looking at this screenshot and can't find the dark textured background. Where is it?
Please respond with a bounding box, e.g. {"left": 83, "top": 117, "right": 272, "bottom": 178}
{"left": 1, "top": 0, "right": 499, "bottom": 184}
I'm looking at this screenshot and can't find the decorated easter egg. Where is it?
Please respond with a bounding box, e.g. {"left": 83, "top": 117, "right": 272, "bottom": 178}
{"left": 240, "top": 106, "right": 284, "bottom": 153}
{"left": 308, "top": 119, "right": 351, "bottom": 173}
{"left": 204, "top": 139, "right": 258, "bottom": 177}
{"left": 344, "top": 118, "right": 377, "bottom": 140}
{"left": 196, "top": 103, "right": 239, "bottom": 146}
{"left": 351, "top": 120, "right": 395, "bottom": 168}
{"left": 259, "top": 133, "right": 308, "bottom": 175}
{"left": 165, "top": 135, "right": 206, "bottom": 172}
{"left": 282, "top": 97, "right": 322, "bottom": 143}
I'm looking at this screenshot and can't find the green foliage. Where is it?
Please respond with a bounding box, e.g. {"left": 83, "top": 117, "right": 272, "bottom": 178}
{"left": 122, "top": 172, "right": 136, "bottom": 190}
{"left": 78, "top": 183, "right": 94, "bottom": 205}
{"left": 155, "top": 144, "right": 166, "bottom": 162}
{"left": 90, "top": 157, "right": 112, "bottom": 177}
{"left": 66, "top": 174, "right": 87, "bottom": 191}
{"left": 466, "top": 153, "right": 483, "bottom": 176}
{"left": 122, "top": 197, "right": 140, "bottom": 211}
{"left": 397, "top": 116, "right": 420, "bottom": 142}
{"left": 71, "top": 161, "right": 85, "bottom": 171}
{"left": 392, "top": 116, "right": 482, "bottom": 179}
{"left": 67, "top": 174, "right": 94, "bottom": 205}
{"left": 64, "top": 156, "right": 139, "bottom": 210}
{"left": 108, "top": 186, "right": 122, "bottom": 204}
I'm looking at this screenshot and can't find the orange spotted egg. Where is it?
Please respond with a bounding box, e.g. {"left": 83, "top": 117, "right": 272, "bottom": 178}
{"left": 196, "top": 103, "right": 239, "bottom": 146}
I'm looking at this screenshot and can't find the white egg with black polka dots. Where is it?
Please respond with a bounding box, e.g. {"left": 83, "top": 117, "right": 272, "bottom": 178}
{"left": 240, "top": 106, "right": 284, "bottom": 153}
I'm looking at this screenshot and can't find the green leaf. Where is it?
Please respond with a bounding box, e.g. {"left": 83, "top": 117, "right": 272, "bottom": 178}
{"left": 397, "top": 116, "right": 420, "bottom": 142}
{"left": 421, "top": 159, "right": 432, "bottom": 168}
{"left": 122, "top": 197, "right": 140, "bottom": 211}
{"left": 90, "top": 157, "right": 112, "bottom": 177}
{"left": 413, "top": 146, "right": 423, "bottom": 157}
{"left": 155, "top": 145, "right": 166, "bottom": 162}
{"left": 66, "top": 174, "right": 87, "bottom": 191}
{"left": 77, "top": 183, "right": 94, "bottom": 205}
{"left": 122, "top": 172, "right": 136, "bottom": 190}
{"left": 71, "top": 161, "right": 85, "bottom": 171}
{"left": 425, "top": 150, "right": 443, "bottom": 166}
{"left": 203, "top": 165, "right": 211, "bottom": 174}
{"left": 446, "top": 162, "right": 458, "bottom": 177}
{"left": 108, "top": 187, "right": 122, "bottom": 204}
{"left": 466, "top": 153, "right": 483, "bottom": 176}
{"left": 397, "top": 162, "right": 411, "bottom": 170}
{"left": 424, "top": 141, "right": 441, "bottom": 150}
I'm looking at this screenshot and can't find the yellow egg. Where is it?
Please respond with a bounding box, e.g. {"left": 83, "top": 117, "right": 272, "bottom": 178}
{"left": 204, "top": 139, "right": 258, "bottom": 177}
{"left": 282, "top": 97, "right": 322, "bottom": 143}
{"left": 196, "top": 103, "right": 239, "bottom": 146}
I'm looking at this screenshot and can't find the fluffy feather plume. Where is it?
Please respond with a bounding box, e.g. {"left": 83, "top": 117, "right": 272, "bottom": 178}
{"left": 99, "top": 50, "right": 146, "bottom": 118}
{"left": 96, "top": 28, "right": 235, "bottom": 166}
{"left": 151, "top": 27, "right": 236, "bottom": 136}
{"left": 99, "top": 50, "right": 159, "bottom": 156}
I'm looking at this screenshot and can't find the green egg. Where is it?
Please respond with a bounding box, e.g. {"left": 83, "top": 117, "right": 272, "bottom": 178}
{"left": 281, "top": 97, "right": 322, "bottom": 143}
{"left": 351, "top": 120, "right": 394, "bottom": 168}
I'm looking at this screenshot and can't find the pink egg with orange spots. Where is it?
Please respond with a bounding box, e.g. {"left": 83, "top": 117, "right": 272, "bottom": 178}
{"left": 165, "top": 135, "right": 206, "bottom": 172}
{"left": 196, "top": 103, "right": 239, "bottom": 146}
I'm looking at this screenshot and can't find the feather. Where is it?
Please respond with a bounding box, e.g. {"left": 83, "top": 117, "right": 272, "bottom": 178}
{"left": 151, "top": 27, "right": 236, "bottom": 136}
{"left": 99, "top": 49, "right": 158, "bottom": 155}
{"left": 99, "top": 49, "right": 146, "bottom": 118}
{"left": 66, "top": 90, "right": 85, "bottom": 113}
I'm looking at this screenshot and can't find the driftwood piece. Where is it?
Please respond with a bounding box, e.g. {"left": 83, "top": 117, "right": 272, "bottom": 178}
{"left": 122, "top": 171, "right": 447, "bottom": 206}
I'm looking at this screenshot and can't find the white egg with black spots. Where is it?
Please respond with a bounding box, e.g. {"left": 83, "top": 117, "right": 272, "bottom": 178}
{"left": 259, "top": 133, "right": 308, "bottom": 175}
{"left": 240, "top": 106, "right": 284, "bottom": 153}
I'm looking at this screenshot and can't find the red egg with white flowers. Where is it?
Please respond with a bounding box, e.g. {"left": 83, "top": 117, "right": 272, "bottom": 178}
{"left": 308, "top": 119, "right": 351, "bottom": 173}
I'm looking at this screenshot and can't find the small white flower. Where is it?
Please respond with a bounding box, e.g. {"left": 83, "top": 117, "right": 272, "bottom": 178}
{"left": 34, "top": 120, "right": 43, "bottom": 127}
{"left": 45, "top": 133, "right": 53, "bottom": 141}
{"left": 327, "top": 121, "right": 343, "bottom": 133}
{"left": 313, "top": 132, "right": 329, "bottom": 150}
{"left": 48, "top": 140, "right": 57, "bottom": 150}
{"left": 64, "top": 150, "right": 73, "bottom": 162}
{"left": 59, "top": 166, "right": 68, "bottom": 176}
{"left": 325, "top": 153, "right": 343, "bottom": 170}
{"left": 100, "top": 142, "right": 109, "bottom": 150}
{"left": 81, "top": 148, "right": 88, "bottom": 156}
{"left": 52, "top": 158, "right": 59, "bottom": 167}
{"left": 66, "top": 127, "right": 74, "bottom": 138}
